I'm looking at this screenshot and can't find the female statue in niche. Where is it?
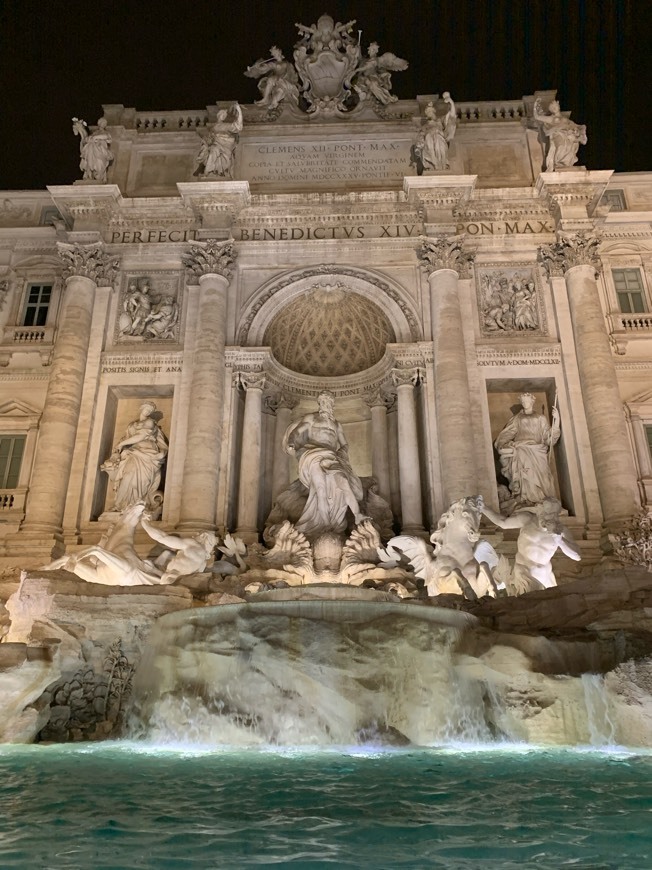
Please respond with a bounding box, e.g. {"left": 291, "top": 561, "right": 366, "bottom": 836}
{"left": 102, "top": 402, "right": 168, "bottom": 513}
{"left": 494, "top": 392, "right": 560, "bottom": 509}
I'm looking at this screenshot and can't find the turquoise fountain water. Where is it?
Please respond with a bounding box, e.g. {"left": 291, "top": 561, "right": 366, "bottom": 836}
{"left": 1, "top": 743, "right": 650, "bottom": 868}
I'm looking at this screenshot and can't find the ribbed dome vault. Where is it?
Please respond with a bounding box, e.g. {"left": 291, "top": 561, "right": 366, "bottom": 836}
{"left": 264, "top": 283, "right": 395, "bottom": 377}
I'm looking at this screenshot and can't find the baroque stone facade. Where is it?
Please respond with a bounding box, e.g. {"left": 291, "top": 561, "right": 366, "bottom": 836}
{"left": 0, "top": 43, "right": 651, "bottom": 568}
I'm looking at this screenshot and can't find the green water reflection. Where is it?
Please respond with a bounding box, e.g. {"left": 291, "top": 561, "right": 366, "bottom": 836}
{"left": 0, "top": 743, "right": 650, "bottom": 868}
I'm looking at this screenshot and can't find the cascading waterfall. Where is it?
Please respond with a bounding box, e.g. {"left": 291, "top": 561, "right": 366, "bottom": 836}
{"left": 582, "top": 673, "right": 617, "bottom": 746}
{"left": 125, "top": 597, "right": 643, "bottom": 748}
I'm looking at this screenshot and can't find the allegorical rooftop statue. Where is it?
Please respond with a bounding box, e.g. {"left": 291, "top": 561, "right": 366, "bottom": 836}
{"left": 72, "top": 117, "right": 113, "bottom": 183}
{"left": 194, "top": 102, "right": 243, "bottom": 178}
{"left": 533, "top": 97, "right": 587, "bottom": 171}
{"left": 411, "top": 93, "right": 457, "bottom": 174}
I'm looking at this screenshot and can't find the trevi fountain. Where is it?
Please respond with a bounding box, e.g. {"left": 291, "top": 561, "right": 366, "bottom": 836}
{"left": 0, "top": 11, "right": 651, "bottom": 868}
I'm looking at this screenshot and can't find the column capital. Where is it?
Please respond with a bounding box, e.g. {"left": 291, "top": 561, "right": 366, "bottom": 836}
{"left": 182, "top": 238, "right": 237, "bottom": 281}
{"left": 417, "top": 235, "right": 474, "bottom": 277}
{"left": 538, "top": 231, "right": 601, "bottom": 278}
{"left": 391, "top": 367, "right": 421, "bottom": 388}
{"left": 238, "top": 371, "right": 266, "bottom": 391}
{"left": 364, "top": 387, "right": 395, "bottom": 411}
{"left": 57, "top": 242, "right": 119, "bottom": 285}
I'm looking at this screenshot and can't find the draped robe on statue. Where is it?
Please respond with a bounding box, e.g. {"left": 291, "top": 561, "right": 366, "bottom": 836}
{"left": 283, "top": 411, "right": 364, "bottom": 539}
{"left": 495, "top": 410, "right": 558, "bottom": 506}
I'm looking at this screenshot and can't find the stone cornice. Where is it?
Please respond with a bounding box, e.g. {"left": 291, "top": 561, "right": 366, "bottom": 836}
{"left": 47, "top": 184, "right": 123, "bottom": 230}
{"left": 177, "top": 181, "right": 251, "bottom": 227}
{"left": 182, "top": 239, "right": 237, "bottom": 280}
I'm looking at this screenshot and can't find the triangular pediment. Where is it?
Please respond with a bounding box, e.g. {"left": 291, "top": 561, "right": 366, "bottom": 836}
{"left": 0, "top": 399, "right": 41, "bottom": 418}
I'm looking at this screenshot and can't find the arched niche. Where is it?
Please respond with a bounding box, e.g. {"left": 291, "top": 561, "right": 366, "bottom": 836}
{"left": 237, "top": 265, "right": 421, "bottom": 349}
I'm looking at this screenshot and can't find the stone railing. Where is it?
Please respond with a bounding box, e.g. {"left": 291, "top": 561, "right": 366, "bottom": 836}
{"left": 0, "top": 488, "right": 27, "bottom": 514}
{"left": 134, "top": 111, "right": 209, "bottom": 130}
{"left": 618, "top": 313, "right": 652, "bottom": 332}
{"left": 2, "top": 326, "right": 55, "bottom": 345}
{"left": 455, "top": 100, "right": 526, "bottom": 122}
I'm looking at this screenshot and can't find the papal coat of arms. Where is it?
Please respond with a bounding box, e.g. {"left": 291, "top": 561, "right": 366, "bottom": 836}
{"left": 245, "top": 14, "right": 408, "bottom": 118}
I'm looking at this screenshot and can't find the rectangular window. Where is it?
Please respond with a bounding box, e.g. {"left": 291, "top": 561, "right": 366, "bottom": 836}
{"left": 613, "top": 269, "right": 646, "bottom": 314}
{"left": 23, "top": 283, "right": 52, "bottom": 326}
{"left": 0, "top": 436, "right": 25, "bottom": 489}
{"left": 646, "top": 425, "right": 652, "bottom": 461}
{"left": 602, "top": 189, "right": 626, "bottom": 211}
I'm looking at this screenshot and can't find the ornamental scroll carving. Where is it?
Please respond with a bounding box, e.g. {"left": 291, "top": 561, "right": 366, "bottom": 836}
{"left": 417, "top": 235, "right": 474, "bottom": 278}
{"left": 182, "top": 239, "right": 237, "bottom": 281}
{"left": 538, "top": 232, "right": 601, "bottom": 277}
{"left": 57, "top": 242, "right": 119, "bottom": 285}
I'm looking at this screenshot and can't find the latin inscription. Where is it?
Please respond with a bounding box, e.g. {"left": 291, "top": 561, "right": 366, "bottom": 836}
{"left": 108, "top": 229, "right": 196, "bottom": 244}
{"left": 236, "top": 224, "right": 419, "bottom": 241}
{"left": 241, "top": 140, "right": 412, "bottom": 184}
{"left": 456, "top": 220, "right": 554, "bottom": 235}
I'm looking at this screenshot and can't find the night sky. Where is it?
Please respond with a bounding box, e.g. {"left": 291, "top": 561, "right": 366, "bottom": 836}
{"left": 0, "top": 0, "right": 647, "bottom": 191}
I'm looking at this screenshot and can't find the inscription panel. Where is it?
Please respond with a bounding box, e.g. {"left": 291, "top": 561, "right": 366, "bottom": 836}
{"left": 239, "top": 139, "right": 414, "bottom": 185}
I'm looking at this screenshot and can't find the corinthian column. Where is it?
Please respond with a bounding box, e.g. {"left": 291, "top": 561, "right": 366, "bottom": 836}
{"left": 364, "top": 388, "right": 392, "bottom": 503}
{"left": 418, "top": 236, "right": 477, "bottom": 505}
{"left": 21, "top": 243, "right": 118, "bottom": 541}
{"left": 178, "top": 239, "right": 236, "bottom": 532}
{"left": 539, "top": 232, "right": 640, "bottom": 525}
{"left": 235, "top": 372, "right": 266, "bottom": 542}
{"left": 391, "top": 368, "right": 424, "bottom": 535}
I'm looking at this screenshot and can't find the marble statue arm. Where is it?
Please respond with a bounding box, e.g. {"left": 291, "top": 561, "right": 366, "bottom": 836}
{"left": 550, "top": 407, "right": 561, "bottom": 446}
{"left": 558, "top": 532, "right": 581, "bottom": 561}
{"left": 140, "top": 515, "right": 183, "bottom": 552}
{"left": 482, "top": 504, "right": 525, "bottom": 530}
{"left": 116, "top": 430, "right": 150, "bottom": 450}
{"left": 231, "top": 102, "right": 244, "bottom": 133}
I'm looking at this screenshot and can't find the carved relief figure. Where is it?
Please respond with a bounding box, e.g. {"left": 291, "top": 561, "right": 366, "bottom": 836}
{"left": 244, "top": 47, "right": 300, "bottom": 111}
{"left": 102, "top": 402, "right": 168, "bottom": 513}
{"left": 194, "top": 103, "right": 243, "bottom": 178}
{"left": 282, "top": 391, "right": 365, "bottom": 539}
{"left": 495, "top": 392, "right": 560, "bottom": 509}
{"left": 533, "top": 98, "right": 587, "bottom": 171}
{"left": 72, "top": 117, "right": 113, "bottom": 182}
{"left": 119, "top": 279, "right": 178, "bottom": 341}
{"left": 480, "top": 272, "right": 540, "bottom": 334}
{"left": 482, "top": 498, "right": 581, "bottom": 594}
{"left": 143, "top": 296, "right": 179, "bottom": 339}
{"left": 353, "top": 41, "right": 408, "bottom": 105}
{"left": 411, "top": 94, "right": 457, "bottom": 173}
